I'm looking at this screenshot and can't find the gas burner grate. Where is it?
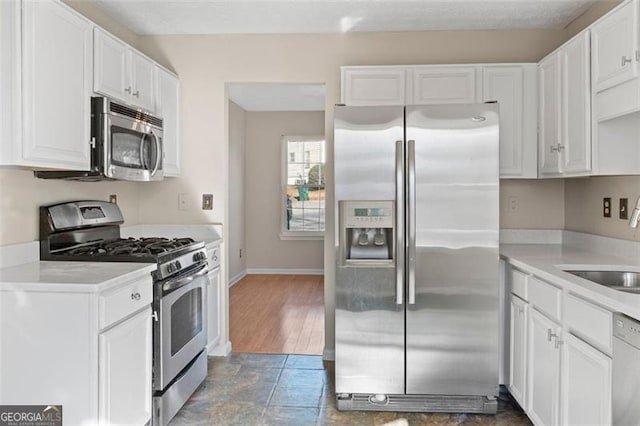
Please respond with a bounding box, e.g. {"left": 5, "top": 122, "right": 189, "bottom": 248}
{"left": 57, "top": 237, "right": 197, "bottom": 258}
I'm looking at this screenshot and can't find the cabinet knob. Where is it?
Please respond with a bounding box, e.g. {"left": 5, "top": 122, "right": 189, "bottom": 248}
{"left": 124, "top": 86, "right": 132, "bottom": 94}
{"left": 133, "top": 90, "right": 140, "bottom": 98}
{"left": 550, "top": 145, "right": 558, "bottom": 154}
{"left": 131, "top": 292, "right": 141, "bottom": 301}
{"left": 622, "top": 56, "right": 632, "bottom": 66}
{"left": 557, "top": 143, "right": 565, "bottom": 152}
{"left": 547, "top": 328, "right": 557, "bottom": 342}
{"left": 555, "top": 338, "right": 563, "bottom": 349}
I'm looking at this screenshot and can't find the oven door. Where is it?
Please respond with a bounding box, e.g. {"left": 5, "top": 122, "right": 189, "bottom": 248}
{"left": 154, "top": 264, "right": 208, "bottom": 391}
{"left": 105, "top": 114, "right": 163, "bottom": 181}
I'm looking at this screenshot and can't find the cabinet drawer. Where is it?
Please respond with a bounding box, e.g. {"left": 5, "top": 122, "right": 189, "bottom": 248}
{"left": 564, "top": 293, "right": 612, "bottom": 353}
{"left": 510, "top": 268, "right": 529, "bottom": 300}
{"left": 528, "top": 276, "right": 562, "bottom": 320}
{"left": 99, "top": 277, "right": 152, "bottom": 329}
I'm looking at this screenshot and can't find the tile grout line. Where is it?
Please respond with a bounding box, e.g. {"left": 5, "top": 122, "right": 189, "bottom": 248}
{"left": 265, "top": 354, "right": 289, "bottom": 409}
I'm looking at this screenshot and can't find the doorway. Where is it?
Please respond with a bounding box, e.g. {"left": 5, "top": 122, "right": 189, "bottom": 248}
{"left": 226, "top": 83, "right": 326, "bottom": 355}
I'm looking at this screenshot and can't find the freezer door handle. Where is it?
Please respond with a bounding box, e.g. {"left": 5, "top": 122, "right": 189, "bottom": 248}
{"left": 408, "top": 139, "right": 416, "bottom": 305}
{"left": 395, "top": 139, "right": 404, "bottom": 305}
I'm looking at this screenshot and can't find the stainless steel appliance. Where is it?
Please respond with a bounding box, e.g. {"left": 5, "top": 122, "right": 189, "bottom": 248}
{"left": 334, "top": 104, "right": 500, "bottom": 414}
{"left": 612, "top": 313, "right": 640, "bottom": 425}
{"left": 39, "top": 201, "right": 208, "bottom": 426}
{"left": 35, "top": 97, "right": 163, "bottom": 181}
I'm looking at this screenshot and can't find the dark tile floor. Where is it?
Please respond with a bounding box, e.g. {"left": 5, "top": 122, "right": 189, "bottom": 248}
{"left": 169, "top": 353, "right": 532, "bottom": 426}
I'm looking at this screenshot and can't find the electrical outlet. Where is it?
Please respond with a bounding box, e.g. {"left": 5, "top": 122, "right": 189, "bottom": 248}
{"left": 620, "top": 198, "right": 629, "bottom": 220}
{"left": 109, "top": 194, "right": 117, "bottom": 204}
{"left": 603, "top": 197, "right": 611, "bottom": 218}
{"left": 202, "top": 194, "right": 213, "bottom": 210}
{"left": 178, "top": 193, "right": 190, "bottom": 211}
{"left": 508, "top": 196, "right": 519, "bottom": 212}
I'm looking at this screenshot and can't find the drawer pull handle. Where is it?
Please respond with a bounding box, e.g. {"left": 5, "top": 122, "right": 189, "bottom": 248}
{"left": 131, "top": 292, "right": 141, "bottom": 301}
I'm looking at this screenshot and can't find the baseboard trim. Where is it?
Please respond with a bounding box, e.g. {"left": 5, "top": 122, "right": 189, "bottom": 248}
{"left": 208, "top": 340, "right": 232, "bottom": 357}
{"left": 229, "top": 270, "right": 247, "bottom": 287}
{"left": 246, "top": 268, "right": 324, "bottom": 275}
{"left": 323, "top": 347, "right": 335, "bottom": 361}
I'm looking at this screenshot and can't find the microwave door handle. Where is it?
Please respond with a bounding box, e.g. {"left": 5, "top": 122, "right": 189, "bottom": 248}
{"left": 139, "top": 133, "right": 148, "bottom": 169}
{"left": 150, "top": 129, "right": 161, "bottom": 177}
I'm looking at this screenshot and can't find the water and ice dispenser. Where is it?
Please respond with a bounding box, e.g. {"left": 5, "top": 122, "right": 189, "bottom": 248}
{"left": 340, "top": 201, "right": 394, "bottom": 263}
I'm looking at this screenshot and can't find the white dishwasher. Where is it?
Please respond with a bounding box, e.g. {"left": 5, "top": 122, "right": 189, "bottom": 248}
{"left": 612, "top": 313, "right": 640, "bottom": 425}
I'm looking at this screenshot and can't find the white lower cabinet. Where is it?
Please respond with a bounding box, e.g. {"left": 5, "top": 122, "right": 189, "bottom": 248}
{"left": 505, "top": 262, "right": 615, "bottom": 426}
{"left": 99, "top": 307, "right": 152, "bottom": 426}
{"left": 527, "top": 308, "right": 562, "bottom": 426}
{"left": 560, "top": 333, "right": 612, "bottom": 426}
{"left": 509, "top": 295, "right": 528, "bottom": 408}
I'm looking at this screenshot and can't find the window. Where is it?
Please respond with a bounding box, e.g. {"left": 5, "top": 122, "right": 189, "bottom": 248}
{"left": 282, "top": 136, "right": 325, "bottom": 239}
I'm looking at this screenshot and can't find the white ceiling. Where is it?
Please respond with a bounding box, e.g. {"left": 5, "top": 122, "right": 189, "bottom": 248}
{"left": 228, "top": 84, "right": 326, "bottom": 111}
{"left": 92, "top": 0, "right": 602, "bottom": 35}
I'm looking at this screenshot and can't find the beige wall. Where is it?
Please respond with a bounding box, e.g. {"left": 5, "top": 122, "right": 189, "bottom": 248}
{"left": 228, "top": 101, "right": 246, "bottom": 280}
{"left": 244, "top": 110, "right": 325, "bottom": 270}
{"left": 500, "top": 180, "right": 565, "bottom": 230}
{"left": 565, "top": 176, "right": 640, "bottom": 241}
{"left": 0, "top": 170, "right": 141, "bottom": 244}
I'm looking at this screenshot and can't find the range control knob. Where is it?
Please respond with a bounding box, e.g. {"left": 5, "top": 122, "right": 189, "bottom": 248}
{"left": 166, "top": 263, "right": 175, "bottom": 273}
{"left": 174, "top": 261, "right": 182, "bottom": 271}
{"left": 193, "top": 252, "right": 205, "bottom": 262}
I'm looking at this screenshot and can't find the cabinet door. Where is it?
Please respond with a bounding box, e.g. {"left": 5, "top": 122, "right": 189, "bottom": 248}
{"left": 560, "top": 333, "right": 612, "bottom": 426}
{"left": 131, "top": 52, "right": 156, "bottom": 112}
{"left": 0, "top": 0, "right": 21, "bottom": 165}
{"left": 341, "top": 68, "right": 406, "bottom": 106}
{"left": 156, "top": 68, "right": 180, "bottom": 176}
{"left": 509, "top": 295, "right": 528, "bottom": 408}
{"left": 412, "top": 66, "right": 478, "bottom": 104}
{"left": 527, "top": 309, "right": 561, "bottom": 426}
{"left": 483, "top": 65, "right": 537, "bottom": 178}
{"left": 207, "top": 268, "right": 220, "bottom": 350}
{"left": 561, "top": 32, "right": 591, "bottom": 175}
{"left": 591, "top": 0, "right": 639, "bottom": 93}
{"left": 21, "top": 0, "right": 92, "bottom": 170}
{"left": 99, "top": 307, "right": 152, "bottom": 426}
{"left": 538, "top": 53, "right": 562, "bottom": 176}
{"left": 94, "top": 28, "right": 130, "bottom": 102}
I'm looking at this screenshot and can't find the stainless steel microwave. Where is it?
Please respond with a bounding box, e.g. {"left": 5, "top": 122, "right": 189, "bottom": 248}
{"left": 35, "top": 97, "right": 164, "bottom": 181}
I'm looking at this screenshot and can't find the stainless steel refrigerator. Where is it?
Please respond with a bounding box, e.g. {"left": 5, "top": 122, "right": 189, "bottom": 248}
{"left": 334, "top": 104, "right": 499, "bottom": 414}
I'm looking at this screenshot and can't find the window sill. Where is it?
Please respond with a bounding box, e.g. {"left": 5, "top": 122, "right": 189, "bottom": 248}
{"left": 279, "top": 232, "right": 324, "bottom": 241}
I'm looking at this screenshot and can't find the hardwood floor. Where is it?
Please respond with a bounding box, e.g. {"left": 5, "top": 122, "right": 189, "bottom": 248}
{"left": 230, "top": 274, "right": 324, "bottom": 355}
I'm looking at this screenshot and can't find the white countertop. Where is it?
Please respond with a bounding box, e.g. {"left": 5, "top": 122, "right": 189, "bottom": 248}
{"left": 0, "top": 261, "right": 155, "bottom": 293}
{"left": 501, "top": 243, "right": 640, "bottom": 320}
{"left": 121, "top": 224, "right": 222, "bottom": 250}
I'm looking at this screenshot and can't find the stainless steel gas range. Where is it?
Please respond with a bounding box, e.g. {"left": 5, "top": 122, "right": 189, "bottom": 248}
{"left": 39, "top": 200, "right": 212, "bottom": 426}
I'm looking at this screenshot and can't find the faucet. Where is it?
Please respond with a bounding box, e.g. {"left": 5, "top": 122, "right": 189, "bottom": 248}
{"left": 630, "top": 196, "right": 640, "bottom": 228}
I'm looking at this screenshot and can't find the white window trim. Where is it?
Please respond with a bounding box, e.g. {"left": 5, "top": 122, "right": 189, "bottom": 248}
{"left": 280, "top": 135, "right": 325, "bottom": 240}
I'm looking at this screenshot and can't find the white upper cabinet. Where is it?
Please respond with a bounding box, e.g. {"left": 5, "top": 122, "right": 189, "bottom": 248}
{"left": 156, "top": 67, "right": 180, "bottom": 177}
{"left": 483, "top": 65, "right": 538, "bottom": 178}
{"left": 560, "top": 31, "right": 592, "bottom": 175}
{"left": 538, "top": 31, "right": 592, "bottom": 177}
{"left": 94, "top": 27, "right": 156, "bottom": 112}
{"left": 20, "top": 0, "right": 92, "bottom": 170}
{"left": 341, "top": 64, "right": 538, "bottom": 179}
{"left": 93, "top": 29, "right": 129, "bottom": 102}
{"left": 341, "top": 67, "right": 406, "bottom": 106}
{"left": 538, "top": 53, "right": 562, "bottom": 177}
{"left": 591, "top": 0, "right": 639, "bottom": 93}
{"left": 411, "top": 66, "right": 479, "bottom": 104}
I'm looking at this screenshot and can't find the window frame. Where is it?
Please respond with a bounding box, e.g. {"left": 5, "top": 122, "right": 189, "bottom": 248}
{"left": 280, "top": 135, "right": 325, "bottom": 240}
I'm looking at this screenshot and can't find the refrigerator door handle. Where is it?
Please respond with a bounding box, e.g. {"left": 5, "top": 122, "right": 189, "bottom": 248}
{"left": 408, "top": 139, "right": 416, "bottom": 305}
{"left": 395, "top": 139, "right": 404, "bottom": 305}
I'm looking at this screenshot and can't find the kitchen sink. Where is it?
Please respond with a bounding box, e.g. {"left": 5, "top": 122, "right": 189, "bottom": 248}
{"left": 564, "top": 270, "right": 640, "bottom": 294}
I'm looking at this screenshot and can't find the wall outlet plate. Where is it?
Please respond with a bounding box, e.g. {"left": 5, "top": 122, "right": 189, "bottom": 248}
{"left": 620, "top": 198, "right": 628, "bottom": 220}
{"left": 202, "top": 194, "right": 213, "bottom": 210}
{"left": 109, "top": 194, "right": 117, "bottom": 204}
{"left": 603, "top": 197, "right": 611, "bottom": 218}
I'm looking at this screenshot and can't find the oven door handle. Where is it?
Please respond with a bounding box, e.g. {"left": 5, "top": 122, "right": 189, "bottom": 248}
{"left": 150, "top": 128, "right": 161, "bottom": 177}
{"left": 139, "top": 133, "right": 148, "bottom": 169}
{"left": 162, "top": 265, "right": 208, "bottom": 293}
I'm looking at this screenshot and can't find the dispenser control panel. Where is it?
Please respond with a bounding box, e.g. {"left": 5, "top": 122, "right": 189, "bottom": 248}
{"left": 342, "top": 201, "right": 394, "bottom": 228}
